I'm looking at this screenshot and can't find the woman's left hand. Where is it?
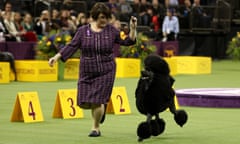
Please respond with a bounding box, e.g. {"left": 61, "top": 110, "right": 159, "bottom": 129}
{"left": 130, "top": 16, "right": 137, "bottom": 30}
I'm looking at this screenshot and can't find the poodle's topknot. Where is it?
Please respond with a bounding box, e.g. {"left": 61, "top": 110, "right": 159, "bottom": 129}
{"left": 144, "top": 54, "right": 170, "bottom": 75}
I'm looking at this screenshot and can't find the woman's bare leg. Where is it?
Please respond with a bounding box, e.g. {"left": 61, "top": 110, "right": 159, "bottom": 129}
{"left": 91, "top": 104, "right": 104, "bottom": 132}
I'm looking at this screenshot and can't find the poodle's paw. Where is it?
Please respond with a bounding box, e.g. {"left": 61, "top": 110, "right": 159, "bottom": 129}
{"left": 137, "top": 122, "right": 151, "bottom": 141}
{"left": 174, "top": 110, "right": 188, "bottom": 127}
{"left": 138, "top": 137, "right": 144, "bottom": 142}
{"left": 150, "top": 119, "right": 165, "bottom": 136}
{"left": 156, "top": 118, "right": 165, "bottom": 135}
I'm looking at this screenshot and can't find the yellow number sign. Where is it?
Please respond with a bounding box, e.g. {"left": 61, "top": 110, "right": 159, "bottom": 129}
{"left": 174, "top": 95, "right": 180, "bottom": 109}
{"left": 0, "top": 62, "right": 10, "bottom": 83}
{"left": 52, "top": 89, "right": 84, "bottom": 119}
{"left": 106, "top": 87, "right": 131, "bottom": 115}
{"left": 11, "top": 92, "right": 44, "bottom": 123}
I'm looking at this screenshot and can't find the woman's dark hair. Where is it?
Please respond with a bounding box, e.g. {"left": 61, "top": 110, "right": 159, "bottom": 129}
{"left": 90, "top": 2, "right": 111, "bottom": 20}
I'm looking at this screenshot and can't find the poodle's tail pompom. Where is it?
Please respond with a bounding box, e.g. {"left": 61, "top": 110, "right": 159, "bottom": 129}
{"left": 151, "top": 118, "right": 165, "bottom": 136}
{"left": 174, "top": 110, "right": 188, "bottom": 127}
{"left": 137, "top": 122, "right": 151, "bottom": 142}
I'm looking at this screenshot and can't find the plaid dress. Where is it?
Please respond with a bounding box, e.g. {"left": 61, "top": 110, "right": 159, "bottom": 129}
{"left": 60, "top": 24, "right": 136, "bottom": 107}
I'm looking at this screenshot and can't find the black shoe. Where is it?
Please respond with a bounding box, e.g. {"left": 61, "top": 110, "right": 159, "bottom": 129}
{"left": 88, "top": 130, "right": 101, "bottom": 137}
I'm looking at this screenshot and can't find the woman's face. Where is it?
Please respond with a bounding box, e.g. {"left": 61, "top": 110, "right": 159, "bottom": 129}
{"left": 52, "top": 10, "right": 59, "bottom": 18}
{"left": 24, "top": 14, "right": 32, "bottom": 23}
{"left": 14, "top": 13, "right": 21, "bottom": 21}
{"left": 96, "top": 13, "right": 108, "bottom": 28}
{"left": 5, "top": 3, "right": 12, "bottom": 12}
{"left": 167, "top": 10, "right": 173, "bottom": 17}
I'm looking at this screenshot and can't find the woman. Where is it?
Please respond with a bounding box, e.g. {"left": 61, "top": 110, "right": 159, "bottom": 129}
{"left": 1, "top": 2, "right": 15, "bottom": 21}
{"left": 4, "top": 12, "right": 26, "bottom": 42}
{"left": 48, "top": 3, "right": 137, "bottom": 137}
{"left": 76, "top": 12, "right": 88, "bottom": 28}
{"left": 21, "top": 13, "right": 37, "bottom": 42}
{"left": 21, "top": 13, "right": 34, "bottom": 32}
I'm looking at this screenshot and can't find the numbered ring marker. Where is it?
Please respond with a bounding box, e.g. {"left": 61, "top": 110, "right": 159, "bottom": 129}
{"left": 52, "top": 89, "right": 84, "bottom": 119}
{"left": 106, "top": 87, "right": 131, "bottom": 115}
{"left": 11, "top": 92, "right": 44, "bottom": 123}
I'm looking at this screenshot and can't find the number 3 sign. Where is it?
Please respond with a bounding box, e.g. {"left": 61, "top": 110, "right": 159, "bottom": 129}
{"left": 106, "top": 87, "right": 131, "bottom": 115}
{"left": 52, "top": 89, "right": 84, "bottom": 119}
{"left": 11, "top": 92, "right": 44, "bottom": 123}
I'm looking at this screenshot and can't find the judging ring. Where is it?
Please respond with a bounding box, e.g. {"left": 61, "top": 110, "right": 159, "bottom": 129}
{"left": 176, "top": 88, "right": 240, "bottom": 108}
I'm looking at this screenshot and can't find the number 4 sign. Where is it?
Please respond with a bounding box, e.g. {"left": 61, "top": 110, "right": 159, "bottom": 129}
{"left": 52, "top": 89, "right": 84, "bottom": 119}
{"left": 106, "top": 87, "right": 131, "bottom": 115}
{"left": 11, "top": 92, "right": 44, "bottom": 123}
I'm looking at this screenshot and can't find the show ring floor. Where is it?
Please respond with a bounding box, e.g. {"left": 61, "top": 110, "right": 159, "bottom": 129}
{"left": 176, "top": 88, "right": 240, "bottom": 108}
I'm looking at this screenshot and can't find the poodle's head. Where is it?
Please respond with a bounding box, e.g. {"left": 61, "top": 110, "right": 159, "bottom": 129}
{"left": 144, "top": 54, "right": 170, "bottom": 75}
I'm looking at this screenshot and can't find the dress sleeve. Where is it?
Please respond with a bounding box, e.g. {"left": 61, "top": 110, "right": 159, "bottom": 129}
{"left": 59, "top": 28, "right": 82, "bottom": 62}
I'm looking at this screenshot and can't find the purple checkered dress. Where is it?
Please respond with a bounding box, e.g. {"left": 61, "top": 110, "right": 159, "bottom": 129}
{"left": 60, "top": 24, "right": 136, "bottom": 107}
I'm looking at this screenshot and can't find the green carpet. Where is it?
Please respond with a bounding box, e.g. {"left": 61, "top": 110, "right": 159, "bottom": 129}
{"left": 0, "top": 60, "right": 240, "bottom": 144}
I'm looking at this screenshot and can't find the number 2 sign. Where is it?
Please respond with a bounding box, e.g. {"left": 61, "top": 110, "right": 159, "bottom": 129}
{"left": 11, "top": 92, "right": 44, "bottom": 123}
{"left": 106, "top": 87, "right": 131, "bottom": 115}
{"left": 52, "top": 89, "right": 84, "bottom": 119}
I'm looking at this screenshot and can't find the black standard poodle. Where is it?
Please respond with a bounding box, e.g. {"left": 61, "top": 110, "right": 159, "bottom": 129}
{"left": 135, "top": 54, "right": 188, "bottom": 142}
{"left": 0, "top": 51, "right": 17, "bottom": 81}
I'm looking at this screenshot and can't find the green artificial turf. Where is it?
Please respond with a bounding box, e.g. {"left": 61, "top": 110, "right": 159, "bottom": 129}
{"left": 0, "top": 59, "right": 240, "bottom": 144}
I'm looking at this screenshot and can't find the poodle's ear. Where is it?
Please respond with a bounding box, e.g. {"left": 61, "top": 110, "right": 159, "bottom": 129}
{"left": 136, "top": 70, "right": 154, "bottom": 93}
{"left": 141, "top": 70, "right": 154, "bottom": 79}
{"left": 135, "top": 70, "right": 154, "bottom": 114}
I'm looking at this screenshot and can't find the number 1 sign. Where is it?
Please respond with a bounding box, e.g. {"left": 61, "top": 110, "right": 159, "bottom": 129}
{"left": 11, "top": 92, "right": 44, "bottom": 123}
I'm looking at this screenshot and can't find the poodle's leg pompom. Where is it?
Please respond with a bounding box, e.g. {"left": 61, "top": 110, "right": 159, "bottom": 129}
{"left": 174, "top": 110, "right": 188, "bottom": 127}
{"left": 150, "top": 118, "right": 165, "bottom": 136}
{"left": 137, "top": 122, "right": 151, "bottom": 142}
{"left": 156, "top": 118, "right": 166, "bottom": 135}
{"left": 150, "top": 120, "right": 159, "bottom": 136}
